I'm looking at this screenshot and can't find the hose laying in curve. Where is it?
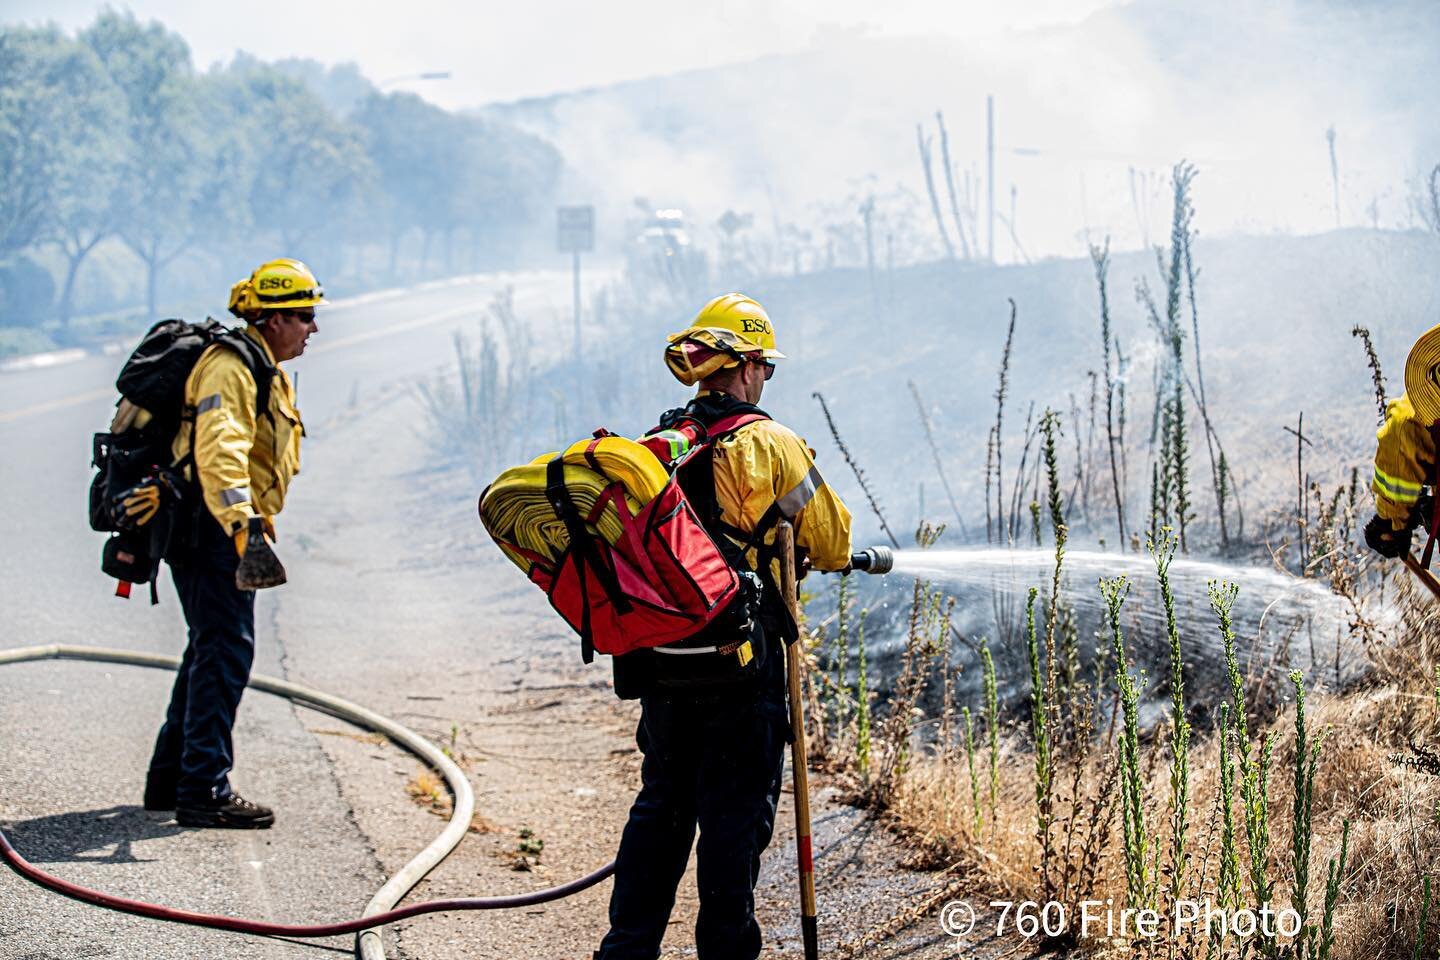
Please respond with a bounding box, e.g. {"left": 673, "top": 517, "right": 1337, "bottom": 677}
{"left": 0, "top": 644, "right": 615, "bottom": 959}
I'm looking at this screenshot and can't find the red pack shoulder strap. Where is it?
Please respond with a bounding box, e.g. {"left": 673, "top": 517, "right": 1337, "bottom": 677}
{"left": 581, "top": 437, "right": 606, "bottom": 474}
{"left": 670, "top": 412, "right": 769, "bottom": 472}
{"left": 698, "top": 412, "right": 769, "bottom": 445}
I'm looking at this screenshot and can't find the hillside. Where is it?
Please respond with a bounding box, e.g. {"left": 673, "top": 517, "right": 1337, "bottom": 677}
{"left": 479, "top": 0, "right": 1440, "bottom": 265}
{"left": 571, "top": 229, "right": 1440, "bottom": 550}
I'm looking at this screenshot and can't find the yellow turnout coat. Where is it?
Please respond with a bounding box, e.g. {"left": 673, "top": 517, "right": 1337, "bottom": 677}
{"left": 171, "top": 326, "right": 303, "bottom": 536}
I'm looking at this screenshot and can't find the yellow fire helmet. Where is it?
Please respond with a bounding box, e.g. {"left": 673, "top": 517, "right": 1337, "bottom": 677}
{"left": 664, "top": 293, "right": 785, "bottom": 386}
{"left": 1405, "top": 322, "right": 1440, "bottom": 426}
{"left": 227, "top": 258, "right": 327, "bottom": 320}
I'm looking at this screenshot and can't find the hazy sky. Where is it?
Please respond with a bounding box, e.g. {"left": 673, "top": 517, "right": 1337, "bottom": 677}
{"left": 5, "top": 0, "right": 1117, "bottom": 108}
{"left": 9, "top": 0, "right": 1431, "bottom": 256}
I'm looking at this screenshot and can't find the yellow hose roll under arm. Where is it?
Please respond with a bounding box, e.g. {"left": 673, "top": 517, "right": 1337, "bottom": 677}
{"left": 481, "top": 463, "right": 642, "bottom": 572}
{"left": 532, "top": 437, "right": 668, "bottom": 505}
{"left": 481, "top": 435, "right": 670, "bottom": 574}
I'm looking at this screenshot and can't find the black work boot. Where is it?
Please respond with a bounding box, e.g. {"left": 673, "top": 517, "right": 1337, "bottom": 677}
{"left": 177, "top": 794, "right": 275, "bottom": 829}
{"left": 143, "top": 771, "right": 176, "bottom": 813}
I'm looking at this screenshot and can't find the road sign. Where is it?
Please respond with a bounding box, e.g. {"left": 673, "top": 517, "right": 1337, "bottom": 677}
{"left": 557, "top": 206, "right": 594, "bottom": 253}
{"left": 715, "top": 209, "right": 752, "bottom": 236}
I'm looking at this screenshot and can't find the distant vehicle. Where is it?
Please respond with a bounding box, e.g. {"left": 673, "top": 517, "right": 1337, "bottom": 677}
{"left": 626, "top": 207, "right": 708, "bottom": 299}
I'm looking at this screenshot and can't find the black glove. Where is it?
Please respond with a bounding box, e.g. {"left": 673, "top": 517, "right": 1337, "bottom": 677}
{"left": 795, "top": 545, "right": 812, "bottom": 582}
{"left": 109, "top": 482, "right": 161, "bottom": 530}
{"left": 1365, "top": 494, "right": 1432, "bottom": 559}
{"left": 108, "top": 472, "right": 181, "bottom": 531}
{"left": 1415, "top": 494, "right": 1436, "bottom": 536}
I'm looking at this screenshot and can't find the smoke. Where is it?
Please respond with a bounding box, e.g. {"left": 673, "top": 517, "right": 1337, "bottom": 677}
{"left": 484, "top": 0, "right": 1440, "bottom": 264}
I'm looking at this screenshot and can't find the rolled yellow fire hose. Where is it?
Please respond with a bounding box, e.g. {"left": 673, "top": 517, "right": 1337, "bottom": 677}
{"left": 480, "top": 437, "right": 667, "bottom": 572}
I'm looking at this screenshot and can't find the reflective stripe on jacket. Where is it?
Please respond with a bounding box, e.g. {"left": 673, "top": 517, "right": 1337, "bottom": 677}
{"left": 1372, "top": 394, "right": 1437, "bottom": 528}
{"left": 708, "top": 412, "right": 853, "bottom": 572}
{"left": 171, "top": 326, "right": 303, "bottom": 535}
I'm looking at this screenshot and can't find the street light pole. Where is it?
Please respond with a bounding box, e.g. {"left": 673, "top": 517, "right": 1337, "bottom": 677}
{"left": 987, "top": 94, "right": 995, "bottom": 263}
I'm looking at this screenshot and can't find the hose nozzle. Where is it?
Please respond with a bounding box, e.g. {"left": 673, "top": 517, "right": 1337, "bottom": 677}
{"left": 847, "top": 545, "right": 893, "bottom": 575}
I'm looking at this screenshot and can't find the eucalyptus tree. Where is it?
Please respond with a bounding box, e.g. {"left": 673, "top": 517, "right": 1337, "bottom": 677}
{"left": 82, "top": 10, "right": 210, "bottom": 319}
{"left": 0, "top": 24, "right": 126, "bottom": 326}
{"left": 208, "top": 58, "right": 376, "bottom": 269}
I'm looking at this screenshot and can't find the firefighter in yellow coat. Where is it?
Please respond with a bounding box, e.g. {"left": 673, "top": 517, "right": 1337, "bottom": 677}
{"left": 596, "top": 294, "right": 852, "bottom": 960}
{"left": 142, "top": 258, "right": 320, "bottom": 829}
{"left": 1365, "top": 323, "right": 1440, "bottom": 565}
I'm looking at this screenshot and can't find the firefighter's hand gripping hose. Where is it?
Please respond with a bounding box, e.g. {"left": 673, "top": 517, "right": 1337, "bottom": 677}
{"left": 0, "top": 644, "right": 615, "bottom": 960}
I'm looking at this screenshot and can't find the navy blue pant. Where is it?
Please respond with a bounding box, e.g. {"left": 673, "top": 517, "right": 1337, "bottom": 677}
{"left": 596, "top": 670, "right": 789, "bottom": 960}
{"left": 147, "top": 518, "right": 256, "bottom": 807}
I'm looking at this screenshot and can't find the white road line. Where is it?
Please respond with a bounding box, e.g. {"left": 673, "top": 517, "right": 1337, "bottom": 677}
{"left": 307, "top": 303, "right": 484, "bottom": 355}
{"left": 0, "top": 387, "right": 114, "bottom": 425}
{"left": 0, "top": 348, "right": 87, "bottom": 373}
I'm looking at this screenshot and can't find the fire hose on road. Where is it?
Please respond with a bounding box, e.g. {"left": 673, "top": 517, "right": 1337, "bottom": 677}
{"left": 2, "top": 552, "right": 896, "bottom": 956}
{"left": 0, "top": 643, "right": 615, "bottom": 959}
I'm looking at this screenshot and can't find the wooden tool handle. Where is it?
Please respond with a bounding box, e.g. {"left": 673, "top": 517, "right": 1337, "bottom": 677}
{"left": 1404, "top": 553, "right": 1440, "bottom": 601}
{"left": 776, "top": 521, "right": 819, "bottom": 959}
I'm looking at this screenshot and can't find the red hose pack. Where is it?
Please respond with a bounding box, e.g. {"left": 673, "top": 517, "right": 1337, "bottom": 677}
{"left": 484, "top": 412, "right": 767, "bottom": 663}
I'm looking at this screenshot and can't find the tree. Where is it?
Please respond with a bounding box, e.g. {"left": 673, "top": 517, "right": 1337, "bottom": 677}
{"left": 209, "top": 60, "right": 375, "bottom": 254}
{"left": 271, "top": 58, "right": 375, "bottom": 118}
{"left": 0, "top": 28, "right": 55, "bottom": 262}
{"left": 457, "top": 116, "right": 562, "bottom": 268}
{"left": 0, "top": 25, "right": 124, "bottom": 329}
{"left": 0, "top": 256, "right": 56, "bottom": 328}
{"left": 83, "top": 11, "right": 210, "bottom": 319}
{"left": 43, "top": 40, "right": 126, "bottom": 327}
{"left": 1416, "top": 163, "right": 1440, "bottom": 234}
{"left": 352, "top": 92, "right": 466, "bottom": 276}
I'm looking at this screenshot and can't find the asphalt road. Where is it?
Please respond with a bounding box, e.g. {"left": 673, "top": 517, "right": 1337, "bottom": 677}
{"left": 0, "top": 268, "right": 976, "bottom": 960}
{"left": 0, "top": 270, "right": 594, "bottom": 960}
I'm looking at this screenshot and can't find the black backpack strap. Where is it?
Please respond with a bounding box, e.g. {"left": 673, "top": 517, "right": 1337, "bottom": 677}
{"left": 215, "top": 329, "right": 277, "bottom": 417}
{"left": 1423, "top": 501, "right": 1438, "bottom": 570}
{"left": 545, "top": 455, "right": 631, "bottom": 663}
{"left": 724, "top": 500, "right": 786, "bottom": 586}
{"left": 178, "top": 327, "right": 278, "bottom": 451}
{"left": 683, "top": 392, "right": 769, "bottom": 426}
{"left": 670, "top": 401, "right": 789, "bottom": 606}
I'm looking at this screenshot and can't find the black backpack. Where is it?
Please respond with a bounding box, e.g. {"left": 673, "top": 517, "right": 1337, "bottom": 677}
{"left": 90, "top": 319, "right": 275, "bottom": 601}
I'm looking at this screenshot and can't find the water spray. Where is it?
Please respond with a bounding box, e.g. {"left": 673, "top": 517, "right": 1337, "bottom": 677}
{"left": 826, "top": 544, "right": 1372, "bottom": 688}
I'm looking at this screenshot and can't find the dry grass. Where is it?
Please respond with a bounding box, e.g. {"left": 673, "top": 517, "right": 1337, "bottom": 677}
{"left": 891, "top": 718, "right": 1435, "bottom": 954}
{"left": 812, "top": 576, "right": 1440, "bottom": 958}
{"left": 405, "top": 770, "right": 451, "bottom": 816}
{"left": 796, "top": 162, "right": 1440, "bottom": 957}
{"left": 308, "top": 727, "right": 388, "bottom": 746}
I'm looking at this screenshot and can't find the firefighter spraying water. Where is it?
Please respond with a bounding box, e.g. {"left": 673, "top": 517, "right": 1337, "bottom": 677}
{"left": 480, "top": 293, "right": 853, "bottom": 960}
